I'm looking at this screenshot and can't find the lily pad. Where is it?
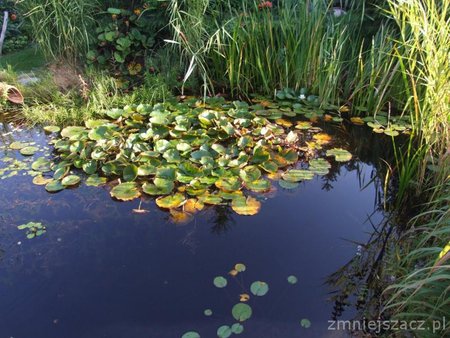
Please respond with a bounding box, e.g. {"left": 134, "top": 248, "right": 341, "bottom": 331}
{"left": 213, "top": 276, "right": 228, "bottom": 288}
{"left": 86, "top": 175, "right": 107, "bottom": 187}
{"left": 155, "top": 193, "right": 185, "bottom": 209}
{"left": 235, "top": 263, "right": 246, "bottom": 272}
{"left": 204, "top": 309, "right": 213, "bottom": 316}
{"left": 9, "top": 141, "right": 29, "bottom": 150}
{"left": 282, "top": 169, "right": 314, "bottom": 182}
{"left": 245, "top": 179, "right": 271, "bottom": 192}
{"left": 110, "top": 182, "right": 141, "bottom": 201}
{"left": 61, "top": 175, "right": 81, "bottom": 186}
{"left": 231, "top": 196, "right": 261, "bottom": 216}
{"left": 31, "top": 158, "right": 52, "bottom": 172}
{"left": 20, "top": 146, "right": 39, "bottom": 156}
{"left": 326, "top": 148, "right": 352, "bottom": 162}
{"left": 181, "top": 332, "right": 200, "bottom": 338}
{"left": 300, "top": 318, "right": 311, "bottom": 328}
{"left": 232, "top": 303, "right": 252, "bottom": 322}
{"left": 32, "top": 175, "right": 53, "bottom": 186}
{"left": 279, "top": 180, "right": 299, "bottom": 189}
{"left": 45, "top": 180, "right": 65, "bottom": 192}
{"left": 123, "top": 164, "right": 138, "bottom": 181}
{"left": 287, "top": 275, "right": 298, "bottom": 284}
{"left": 43, "top": 125, "right": 61, "bottom": 133}
{"left": 217, "top": 326, "right": 232, "bottom": 338}
{"left": 250, "top": 281, "right": 269, "bottom": 296}
{"left": 231, "top": 323, "right": 244, "bottom": 334}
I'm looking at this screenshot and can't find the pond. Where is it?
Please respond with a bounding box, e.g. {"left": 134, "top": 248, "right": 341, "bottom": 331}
{"left": 0, "top": 109, "right": 392, "bottom": 338}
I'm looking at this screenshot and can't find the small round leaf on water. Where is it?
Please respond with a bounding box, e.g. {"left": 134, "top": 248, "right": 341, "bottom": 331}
{"left": 213, "top": 276, "right": 227, "bottom": 288}
{"left": 326, "top": 148, "right": 352, "bottom": 162}
{"left": 231, "top": 323, "right": 244, "bottom": 334}
{"left": 204, "top": 309, "right": 213, "bottom": 316}
{"left": 33, "top": 175, "right": 53, "bottom": 186}
{"left": 287, "top": 275, "right": 298, "bottom": 284}
{"left": 217, "top": 325, "right": 232, "bottom": 338}
{"left": 181, "top": 332, "right": 200, "bottom": 338}
{"left": 232, "top": 303, "right": 252, "bottom": 322}
{"left": 300, "top": 318, "right": 311, "bottom": 328}
{"left": 250, "top": 281, "right": 269, "bottom": 296}
{"left": 20, "top": 146, "right": 39, "bottom": 156}
{"left": 43, "top": 125, "right": 61, "bottom": 133}
{"left": 235, "top": 263, "right": 246, "bottom": 272}
{"left": 9, "top": 141, "right": 29, "bottom": 150}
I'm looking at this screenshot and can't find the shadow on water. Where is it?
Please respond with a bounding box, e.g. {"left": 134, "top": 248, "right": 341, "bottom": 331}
{"left": 0, "top": 115, "right": 400, "bottom": 338}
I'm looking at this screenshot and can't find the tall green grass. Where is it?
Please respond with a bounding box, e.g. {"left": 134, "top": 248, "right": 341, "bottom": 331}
{"left": 18, "top": 0, "right": 99, "bottom": 62}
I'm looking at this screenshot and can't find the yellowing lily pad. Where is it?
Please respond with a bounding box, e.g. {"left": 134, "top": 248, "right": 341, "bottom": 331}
{"left": 282, "top": 169, "right": 314, "bottom": 182}
{"left": 155, "top": 193, "right": 185, "bottom": 209}
{"left": 231, "top": 196, "right": 261, "bottom": 216}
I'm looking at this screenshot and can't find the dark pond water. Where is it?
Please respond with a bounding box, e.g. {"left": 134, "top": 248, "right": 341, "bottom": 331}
{"left": 0, "top": 119, "right": 391, "bottom": 338}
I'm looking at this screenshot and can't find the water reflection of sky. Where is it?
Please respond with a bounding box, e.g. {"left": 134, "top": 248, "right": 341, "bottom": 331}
{"left": 0, "top": 124, "right": 384, "bottom": 338}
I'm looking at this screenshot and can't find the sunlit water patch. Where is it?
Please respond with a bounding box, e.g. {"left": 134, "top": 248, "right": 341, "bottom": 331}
{"left": 0, "top": 113, "right": 388, "bottom": 338}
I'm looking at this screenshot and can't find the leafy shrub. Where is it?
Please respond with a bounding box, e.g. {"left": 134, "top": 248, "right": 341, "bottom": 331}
{"left": 87, "top": 1, "right": 169, "bottom": 87}
{"left": 0, "top": 0, "right": 29, "bottom": 54}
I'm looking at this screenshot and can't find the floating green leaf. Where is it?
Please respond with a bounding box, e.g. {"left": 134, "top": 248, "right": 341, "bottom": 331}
{"left": 110, "top": 182, "right": 141, "bottom": 201}
{"left": 217, "top": 326, "right": 232, "bottom": 338}
{"left": 123, "top": 164, "right": 138, "bottom": 181}
{"left": 213, "top": 276, "right": 228, "bottom": 288}
{"left": 43, "top": 125, "right": 61, "bottom": 133}
{"left": 282, "top": 169, "right": 314, "bottom": 182}
{"left": 231, "top": 323, "right": 244, "bottom": 334}
{"left": 31, "top": 158, "right": 52, "bottom": 172}
{"left": 300, "top": 318, "right": 311, "bottom": 328}
{"left": 250, "top": 281, "right": 269, "bottom": 296}
{"left": 9, "top": 141, "right": 29, "bottom": 150}
{"left": 287, "top": 275, "right": 298, "bottom": 284}
{"left": 61, "top": 175, "right": 81, "bottom": 186}
{"left": 45, "top": 180, "right": 65, "bottom": 192}
{"left": 181, "top": 332, "right": 200, "bottom": 338}
{"left": 20, "top": 146, "right": 39, "bottom": 156}
{"left": 204, "top": 309, "right": 213, "bottom": 316}
{"left": 232, "top": 303, "right": 252, "bottom": 322}
{"left": 86, "top": 175, "right": 107, "bottom": 187}
{"left": 326, "top": 148, "right": 352, "bottom": 162}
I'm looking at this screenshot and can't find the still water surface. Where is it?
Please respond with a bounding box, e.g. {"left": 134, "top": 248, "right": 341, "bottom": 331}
{"left": 0, "top": 121, "right": 385, "bottom": 338}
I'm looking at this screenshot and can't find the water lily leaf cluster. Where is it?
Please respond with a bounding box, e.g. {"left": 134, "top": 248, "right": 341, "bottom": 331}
{"left": 46, "top": 98, "right": 353, "bottom": 216}
{"left": 17, "top": 222, "right": 46, "bottom": 239}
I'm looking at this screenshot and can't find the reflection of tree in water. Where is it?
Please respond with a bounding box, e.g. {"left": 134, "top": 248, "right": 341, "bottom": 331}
{"left": 209, "top": 205, "right": 235, "bottom": 235}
